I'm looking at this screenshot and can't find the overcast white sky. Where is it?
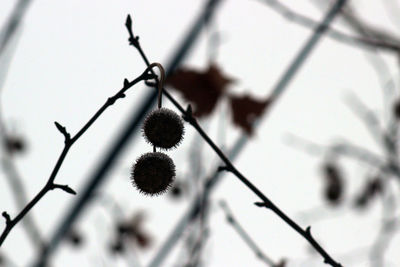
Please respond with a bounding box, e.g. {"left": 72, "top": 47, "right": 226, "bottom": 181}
{"left": 1, "top": 0, "right": 400, "bottom": 266}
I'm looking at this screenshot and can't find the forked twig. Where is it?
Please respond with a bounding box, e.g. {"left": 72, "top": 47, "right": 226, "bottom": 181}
{"left": 259, "top": 0, "right": 400, "bottom": 53}
{"left": 0, "top": 67, "right": 155, "bottom": 246}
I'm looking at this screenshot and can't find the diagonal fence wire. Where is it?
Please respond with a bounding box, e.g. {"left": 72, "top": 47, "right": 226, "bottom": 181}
{"left": 0, "top": 0, "right": 33, "bottom": 56}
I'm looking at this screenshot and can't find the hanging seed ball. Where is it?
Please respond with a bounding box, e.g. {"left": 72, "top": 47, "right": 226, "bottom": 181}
{"left": 131, "top": 152, "right": 176, "bottom": 196}
{"left": 143, "top": 108, "right": 184, "bottom": 150}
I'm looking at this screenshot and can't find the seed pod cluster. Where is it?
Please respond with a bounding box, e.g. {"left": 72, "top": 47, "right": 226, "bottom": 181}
{"left": 131, "top": 108, "right": 184, "bottom": 196}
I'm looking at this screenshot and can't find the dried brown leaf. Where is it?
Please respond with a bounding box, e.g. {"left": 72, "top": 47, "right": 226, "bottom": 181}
{"left": 166, "top": 64, "right": 234, "bottom": 117}
{"left": 229, "top": 94, "right": 271, "bottom": 135}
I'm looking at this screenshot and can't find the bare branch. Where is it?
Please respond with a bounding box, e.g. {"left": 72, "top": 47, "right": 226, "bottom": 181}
{"left": 0, "top": 68, "right": 152, "bottom": 246}
{"left": 50, "top": 184, "right": 77, "bottom": 195}
{"left": 343, "top": 92, "right": 382, "bottom": 145}
{"left": 259, "top": 0, "right": 400, "bottom": 53}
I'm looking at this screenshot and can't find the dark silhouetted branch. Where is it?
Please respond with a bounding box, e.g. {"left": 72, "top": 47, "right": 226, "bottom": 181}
{"left": 0, "top": 156, "right": 43, "bottom": 246}
{"left": 0, "top": 68, "right": 154, "bottom": 246}
{"left": 254, "top": 201, "right": 338, "bottom": 266}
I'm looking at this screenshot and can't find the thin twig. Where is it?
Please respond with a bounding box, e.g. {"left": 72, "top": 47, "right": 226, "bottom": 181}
{"left": 285, "top": 133, "right": 400, "bottom": 179}
{"left": 182, "top": 137, "right": 210, "bottom": 267}
{"left": 314, "top": 1, "right": 400, "bottom": 200}
{"left": 311, "top": 0, "right": 398, "bottom": 116}
{"left": 343, "top": 91, "right": 399, "bottom": 175}
{"left": 0, "top": 156, "right": 43, "bottom": 246}
{"left": 268, "top": 0, "right": 347, "bottom": 101}
{"left": 285, "top": 133, "right": 384, "bottom": 165}
{"left": 181, "top": 222, "right": 210, "bottom": 267}
{"left": 219, "top": 200, "right": 282, "bottom": 267}
{"left": 369, "top": 182, "right": 398, "bottom": 267}
{"left": 0, "top": 68, "right": 154, "bottom": 246}
{"left": 342, "top": 92, "right": 382, "bottom": 146}
{"left": 335, "top": 4, "right": 400, "bottom": 160}
{"left": 258, "top": 0, "right": 400, "bottom": 53}
{"left": 341, "top": 4, "right": 400, "bottom": 48}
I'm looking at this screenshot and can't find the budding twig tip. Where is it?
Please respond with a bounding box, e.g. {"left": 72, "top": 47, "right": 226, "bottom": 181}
{"left": 2, "top": 212, "right": 11, "bottom": 224}
{"left": 254, "top": 202, "right": 265, "bottom": 207}
{"left": 123, "top": 78, "right": 129, "bottom": 87}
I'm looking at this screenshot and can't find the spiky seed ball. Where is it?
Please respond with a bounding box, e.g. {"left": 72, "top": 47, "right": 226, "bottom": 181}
{"left": 143, "top": 108, "right": 184, "bottom": 150}
{"left": 131, "top": 152, "right": 176, "bottom": 196}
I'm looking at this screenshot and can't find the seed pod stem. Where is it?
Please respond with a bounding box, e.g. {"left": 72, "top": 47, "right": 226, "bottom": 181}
{"left": 146, "top": 63, "right": 165, "bottom": 109}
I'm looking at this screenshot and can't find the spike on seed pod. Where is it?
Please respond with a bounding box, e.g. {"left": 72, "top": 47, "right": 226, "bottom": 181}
{"left": 131, "top": 152, "right": 176, "bottom": 196}
{"left": 142, "top": 108, "right": 184, "bottom": 150}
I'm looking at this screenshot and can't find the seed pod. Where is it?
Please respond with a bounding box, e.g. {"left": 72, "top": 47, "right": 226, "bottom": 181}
{"left": 131, "top": 152, "right": 176, "bottom": 196}
{"left": 142, "top": 108, "right": 184, "bottom": 150}
{"left": 321, "top": 163, "right": 343, "bottom": 205}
